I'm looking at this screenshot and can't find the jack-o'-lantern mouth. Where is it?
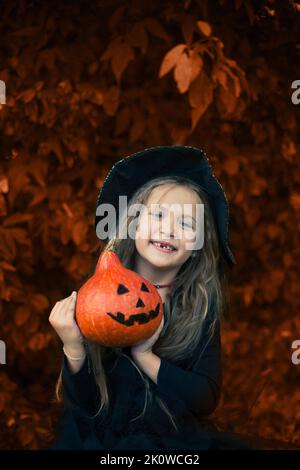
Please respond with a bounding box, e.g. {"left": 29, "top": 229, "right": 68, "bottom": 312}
{"left": 106, "top": 302, "right": 160, "bottom": 326}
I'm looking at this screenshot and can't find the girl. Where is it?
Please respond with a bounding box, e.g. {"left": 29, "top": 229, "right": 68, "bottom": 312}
{"left": 49, "top": 145, "right": 254, "bottom": 450}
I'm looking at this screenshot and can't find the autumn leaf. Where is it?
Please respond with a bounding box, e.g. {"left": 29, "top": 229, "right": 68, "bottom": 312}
{"left": 224, "top": 156, "right": 240, "bottom": 176}
{"left": 223, "top": 58, "right": 247, "bottom": 98}
{"left": 27, "top": 186, "right": 47, "bottom": 208}
{"left": 114, "top": 106, "right": 131, "bottom": 136}
{"left": 216, "top": 84, "right": 237, "bottom": 116}
{"left": 0, "top": 194, "right": 7, "bottom": 217}
{"left": 16, "top": 88, "right": 36, "bottom": 103}
{"left": 289, "top": 193, "right": 300, "bottom": 210}
{"left": 129, "top": 106, "right": 145, "bottom": 143}
{"left": 108, "top": 5, "right": 126, "bottom": 30}
{"left": 251, "top": 176, "right": 267, "bottom": 196}
{"left": 174, "top": 52, "right": 192, "bottom": 93}
{"left": 26, "top": 316, "right": 40, "bottom": 334}
{"left": 188, "top": 49, "right": 203, "bottom": 81}
{"left": 160, "top": 44, "right": 203, "bottom": 94}
{"left": 0, "top": 261, "right": 16, "bottom": 271}
{"left": 197, "top": 20, "right": 212, "bottom": 37}
{"left": 102, "top": 85, "right": 120, "bottom": 116}
{"left": 189, "top": 71, "right": 213, "bottom": 129}
{"left": 30, "top": 294, "right": 49, "bottom": 312}
{"left": 159, "top": 44, "right": 186, "bottom": 78}
{"left": 0, "top": 176, "right": 9, "bottom": 193}
{"left": 243, "top": 284, "right": 254, "bottom": 306}
{"left": 72, "top": 220, "right": 88, "bottom": 246}
{"left": 214, "top": 67, "right": 229, "bottom": 90}
{"left": 14, "top": 306, "right": 30, "bottom": 326}
{"left": 101, "top": 37, "right": 135, "bottom": 82}
{"left": 143, "top": 17, "right": 170, "bottom": 42}
{"left": 77, "top": 140, "right": 89, "bottom": 160}
{"left": 28, "top": 333, "right": 48, "bottom": 351}
{"left": 3, "top": 213, "right": 34, "bottom": 227}
{"left": 28, "top": 160, "right": 48, "bottom": 188}
{"left": 126, "top": 22, "right": 148, "bottom": 54}
{"left": 112, "top": 42, "right": 134, "bottom": 82}
{"left": 7, "top": 163, "right": 30, "bottom": 207}
{"left": 0, "top": 228, "right": 17, "bottom": 259}
{"left": 60, "top": 216, "right": 74, "bottom": 245}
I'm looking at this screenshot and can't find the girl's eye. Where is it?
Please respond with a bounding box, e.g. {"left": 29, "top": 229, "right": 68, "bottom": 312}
{"left": 181, "top": 220, "right": 193, "bottom": 228}
{"left": 151, "top": 211, "right": 163, "bottom": 218}
{"left": 151, "top": 212, "right": 194, "bottom": 228}
{"left": 182, "top": 221, "right": 193, "bottom": 228}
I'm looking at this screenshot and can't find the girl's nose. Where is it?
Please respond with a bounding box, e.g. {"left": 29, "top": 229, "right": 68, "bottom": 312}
{"left": 160, "top": 211, "right": 176, "bottom": 237}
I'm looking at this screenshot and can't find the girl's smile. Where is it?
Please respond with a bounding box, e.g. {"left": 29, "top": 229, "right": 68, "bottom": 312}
{"left": 149, "top": 240, "right": 177, "bottom": 253}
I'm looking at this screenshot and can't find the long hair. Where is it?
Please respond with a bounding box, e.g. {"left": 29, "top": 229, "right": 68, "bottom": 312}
{"left": 55, "top": 175, "right": 230, "bottom": 433}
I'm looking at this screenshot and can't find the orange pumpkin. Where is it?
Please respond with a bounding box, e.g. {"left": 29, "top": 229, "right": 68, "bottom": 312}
{"left": 75, "top": 250, "right": 163, "bottom": 347}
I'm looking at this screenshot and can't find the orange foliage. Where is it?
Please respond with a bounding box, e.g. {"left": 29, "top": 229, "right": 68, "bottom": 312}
{"left": 0, "top": 0, "right": 299, "bottom": 449}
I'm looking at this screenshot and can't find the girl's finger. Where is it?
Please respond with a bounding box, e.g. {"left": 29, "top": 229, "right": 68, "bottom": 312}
{"left": 51, "top": 300, "right": 64, "bottom": 317}
{"left": 56, "top": 296, "right": 73, "bottom": 316}
{"left": 54, "top": 300, "right": 68, "bottom": 318}
{"left": 66, "top": 293, "right": 77, "bottom": 319}
{"left": 49, "top": 302, "right": 59, "bottom": 316}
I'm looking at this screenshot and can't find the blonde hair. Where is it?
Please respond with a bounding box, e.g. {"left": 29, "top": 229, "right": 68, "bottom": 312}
{"left": 55, "top": 175, "right": 230, "bottom": 433}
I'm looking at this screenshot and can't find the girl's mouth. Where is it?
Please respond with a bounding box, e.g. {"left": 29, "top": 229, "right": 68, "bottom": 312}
{"left": 150, "top": 240, "right": 177, "bottom": 253}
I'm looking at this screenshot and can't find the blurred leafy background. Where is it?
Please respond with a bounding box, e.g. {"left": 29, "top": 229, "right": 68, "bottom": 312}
{"left": 0, "top": 0, "right": 300, "bottom": 449}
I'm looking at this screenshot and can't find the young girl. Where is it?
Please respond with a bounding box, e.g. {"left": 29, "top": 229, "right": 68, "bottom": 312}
{"left": 49, "top": 145, "right": 254, "bottom": 450}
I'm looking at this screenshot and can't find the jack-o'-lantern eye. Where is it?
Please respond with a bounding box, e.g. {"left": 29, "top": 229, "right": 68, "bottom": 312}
{"left": 117, "top": 284, "right": 129, "bottom": 295}
{"left": 117, "top": 282, "right": 150, "bottom": 295}
{"left": 141, "top": 282, "right": 150, "bottom": 292}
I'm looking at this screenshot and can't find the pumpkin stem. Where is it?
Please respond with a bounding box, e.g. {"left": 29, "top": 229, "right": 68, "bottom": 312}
{"left": 95, "top": 250, "right": 121, "bottom": 272}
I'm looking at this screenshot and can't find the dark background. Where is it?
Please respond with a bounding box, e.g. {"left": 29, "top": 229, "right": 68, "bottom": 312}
{"left": 0, "top": 0, "right": 300, "bottom": 449}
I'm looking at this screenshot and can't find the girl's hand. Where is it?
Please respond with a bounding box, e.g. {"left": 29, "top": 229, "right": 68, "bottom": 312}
{"left": 131, "top": 315, "right": 164, "bottom": 356}
{"left": 49, "top": 291, "right": 85, "bottom": 356}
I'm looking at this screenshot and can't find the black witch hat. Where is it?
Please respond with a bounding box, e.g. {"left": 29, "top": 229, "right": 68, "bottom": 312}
{"left": 94, "top": 145, "right": 236, "bottom": 268}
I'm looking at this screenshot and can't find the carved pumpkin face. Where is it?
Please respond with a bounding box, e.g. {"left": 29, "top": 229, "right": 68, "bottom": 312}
{"left": 107, "top": 281, "right": 160, "bottom": 326}
{"left": 75, "top": 251, "right": 163, "bottom": 347}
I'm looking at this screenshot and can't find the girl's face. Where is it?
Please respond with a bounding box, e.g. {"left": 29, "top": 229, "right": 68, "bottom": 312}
{"left": 135, "top": 183, "right": 202, "bottom": 270}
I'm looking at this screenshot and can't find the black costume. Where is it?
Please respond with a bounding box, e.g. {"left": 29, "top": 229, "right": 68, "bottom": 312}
{"left": 50, "top": 302, "right": 253, "bottom": 450}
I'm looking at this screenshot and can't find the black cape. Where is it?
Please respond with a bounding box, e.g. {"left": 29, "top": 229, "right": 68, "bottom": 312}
{"left": 49, "top": 305, "right": 255, "bottom": 450}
